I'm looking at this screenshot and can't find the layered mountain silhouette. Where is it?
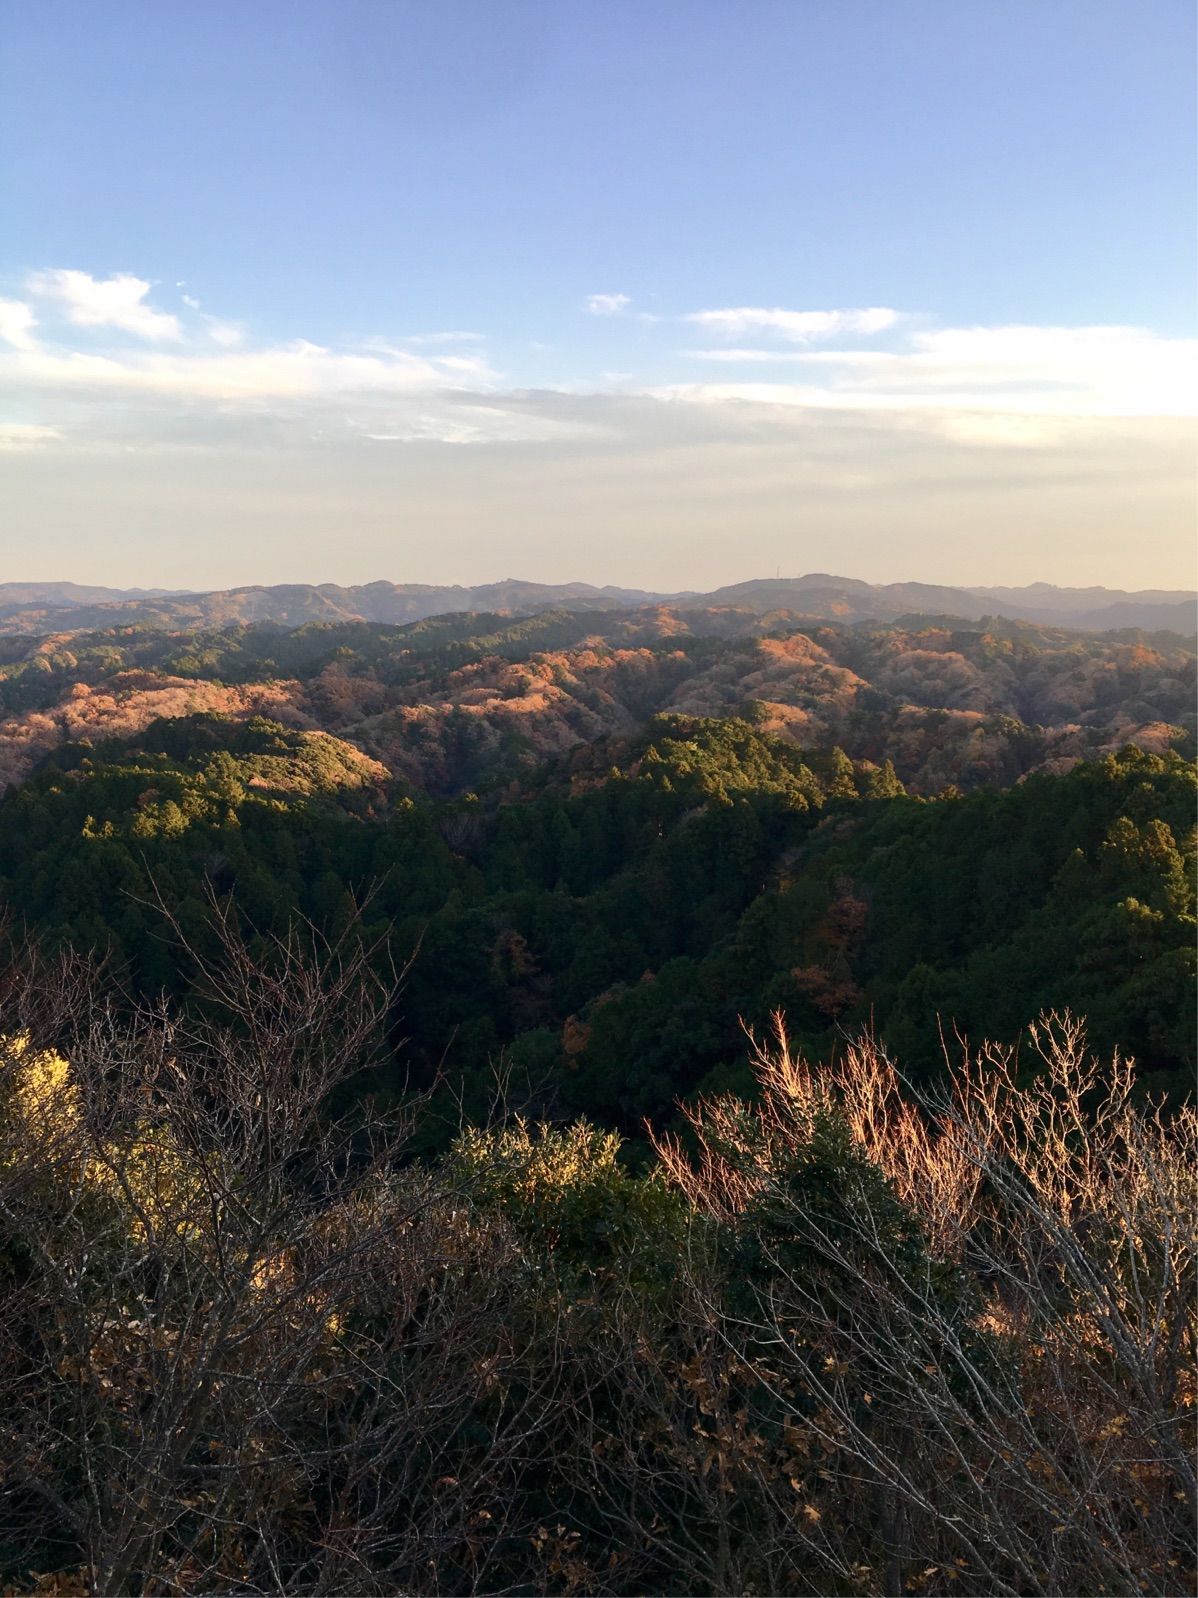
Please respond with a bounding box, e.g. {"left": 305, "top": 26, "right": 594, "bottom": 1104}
{"left": 0, "top": 573, "right": 1192, "bottom": 636}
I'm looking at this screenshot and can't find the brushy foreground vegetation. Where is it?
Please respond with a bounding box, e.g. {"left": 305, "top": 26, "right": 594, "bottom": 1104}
{"left": 0, "top": 923, "right": 1193, "bottom": 1596}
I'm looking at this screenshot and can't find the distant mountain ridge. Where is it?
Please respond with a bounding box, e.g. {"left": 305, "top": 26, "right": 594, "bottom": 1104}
{"left": 0, "top": 582, "right": 183, "bottom": 615}
{"left": 0, "top": 573, "right": 1192, "bottom": 636}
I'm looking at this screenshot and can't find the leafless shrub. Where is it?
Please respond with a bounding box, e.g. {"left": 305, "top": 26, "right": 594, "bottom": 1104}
{"left": 0, "top": 910, "right": 565, "bottom": 1595}
{"left": 2, "top": 915, "right": 1192, "bottom": 1598}
{"left": 652, "top": 1012, "right": 1198, "bottom": 1596}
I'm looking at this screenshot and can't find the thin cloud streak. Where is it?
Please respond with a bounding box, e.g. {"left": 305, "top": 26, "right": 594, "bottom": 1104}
{"left": 0, "top": 423, "right": 61, "bottom": 451}
{"left": 685, "top": 305, "right": 902, "bottom": 340}
{"left": 676, "top": 325, "right": 1198, "bottom": 419}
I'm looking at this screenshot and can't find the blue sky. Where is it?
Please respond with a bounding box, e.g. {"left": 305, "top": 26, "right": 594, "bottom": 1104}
{"left": 1, "top": 0, "right": 1194, "bottom": 590}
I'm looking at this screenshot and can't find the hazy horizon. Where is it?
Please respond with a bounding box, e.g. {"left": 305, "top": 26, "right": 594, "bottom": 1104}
{"left": 2, "top": 567, "right": 1194, "bottom": 603}
{"left": 2, "top": 1, "right": 1195, "bottom": 591}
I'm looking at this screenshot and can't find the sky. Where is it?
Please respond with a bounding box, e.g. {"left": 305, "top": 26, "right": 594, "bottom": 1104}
{"left": 0, "top": 0, "right": 1195, "bottom": 593}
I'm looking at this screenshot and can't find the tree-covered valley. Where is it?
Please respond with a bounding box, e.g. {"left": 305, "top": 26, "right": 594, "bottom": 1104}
{"left": 1, "top": 605, "right": 1194, "bottom": 1123}
{"left": 0, "top": 602, "right": 1194, "bottom": 1594}
{"left": 8, "top": 0, "right": 1196, "bottom": 1581}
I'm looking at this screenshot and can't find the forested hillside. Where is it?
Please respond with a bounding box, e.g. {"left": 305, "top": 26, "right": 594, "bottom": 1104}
{"left": 1, "top": 607, "right": 1192, "bottom": 793}
{"left": 1, "top": 702, "right": 1192, "bottom": 1130}
{"left": 7, "top": 0, "right": 1195, "bottom": 1578}
{"left": 0, "top": 598, "right": 1194, "bottom": 1595}
{"left": 0, "top": 608, "right": 1194, "bottom": 1592}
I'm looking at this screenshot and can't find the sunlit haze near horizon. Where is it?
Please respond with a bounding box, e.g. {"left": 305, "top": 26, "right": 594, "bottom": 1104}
{"left": 1, "top": 0, "right": 1195, "bottom": 593}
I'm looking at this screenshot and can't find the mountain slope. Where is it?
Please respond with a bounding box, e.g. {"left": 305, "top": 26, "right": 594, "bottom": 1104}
{"left": 1, "top": 609, "right": 1192, "bottom": 795}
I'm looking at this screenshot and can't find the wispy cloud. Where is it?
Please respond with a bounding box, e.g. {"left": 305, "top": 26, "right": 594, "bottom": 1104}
{"left": 204, "top": 319, "right": 244, "bottom": 349}
{"left": 0, "top": 422, "right": 61, "bottom": 451}
{"left": 10, "top": 341, "right": 448, "bottom": 402}
{"left": 26, "top": 269, "right": 182, "bottom": 341}
{"left": 2, "top": 269, "right": 1193, "bottom": 479}
{"left": 685, "top": 347, "right": 878, "bottom": 363}
{"left": 0, "top": 299, "right": 37, "bottom": 352}
{"left": 431, "top": 353, "right": 494, "bottom": 377}
{"left": 676, "top": 323, "right": 1198, "bottom": 424}
{"left": 399, "top": 330, "right": 486, "bottom": 346}
{"left": 685, "top": 305, "right": 901, "bottom": 340}
{"left": 172, "top": 289, "right": 243, "bottom": 348}
{"left": 0, "top": 280, "right": 574, "bottom": 448}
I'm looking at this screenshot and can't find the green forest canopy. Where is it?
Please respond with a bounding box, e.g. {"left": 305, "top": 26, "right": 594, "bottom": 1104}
{"left": 1, "top": 709, "right": 1191, "bottom": 1137}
